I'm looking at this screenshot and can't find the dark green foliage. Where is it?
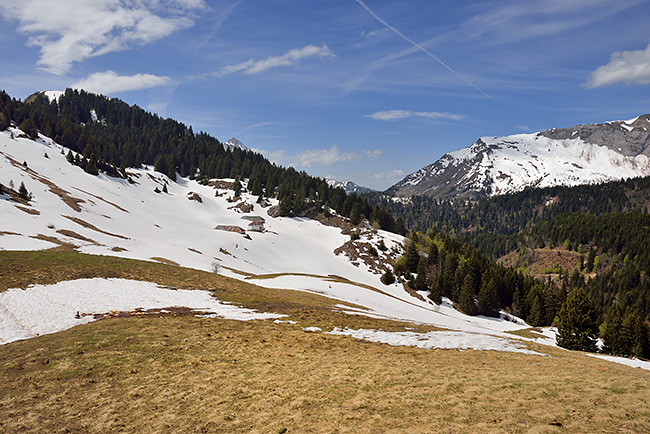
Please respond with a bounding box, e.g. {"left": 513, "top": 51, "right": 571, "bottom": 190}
{"left": 477, "top": 276, "right": 500, "bottom": 317}
{"left": 428, "top": 283, "right": 442, "bottom": 305}
{"left": 0, "top": 112, "right": 9, "bottom": 131}
{"left": 18, "top": 181, "right": 29, "bottom": 200}
{"left": 381, "top": 268, "right": 395, "bottom": 285}
{"left": 459, "top": 274, "right": 477, "bottom": 316}
{"left": 556, "top": 288, "right": 600, "bottom": 352}
{"left": 405, "top": 242, "right": 420, "bottom": 274}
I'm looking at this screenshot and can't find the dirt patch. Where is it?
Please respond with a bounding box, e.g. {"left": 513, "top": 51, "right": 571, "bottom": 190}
{"left": 111, "top": 246, "right": 128, "bottom": 252}
{"left": 188, "top": 248, "right": 202, "bottom": 255}
{"left": 56, "top": 229, "right": 101, "bottom": 245}
{"left": 29, "top": 234, "right": 78, "bottom": 251}
{"left": 186, "top": 192, "right": 202, "bottom": 203}
{"left": 62, "top": 215, "right": 129, "bottom": 240}
{"left": 207, "top": 180, "right": 235, "bottom": 190}
{"left": 150, "top": 257, "right": 180, "bottom": 266}
{"left": 72, "top": 187, "right": 130, "bottom": 213}
{"left": 2, "top": 152, "right": 86, "bottom": 212}
{"left": 0, "top": 231, "right": 21, "bottom": 236}
{"left": 14, "top": 205, "right": 40, "bottom": 215}
{"left": 229, "top": 201, "right": 253, "bottom": 213}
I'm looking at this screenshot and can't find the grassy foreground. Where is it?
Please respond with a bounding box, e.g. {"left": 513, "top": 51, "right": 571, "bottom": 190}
{"left": 1, "top": 251, "right": 649, "bottom": 433}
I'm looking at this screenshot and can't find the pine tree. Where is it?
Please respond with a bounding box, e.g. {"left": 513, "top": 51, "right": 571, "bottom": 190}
{"left": 429, "top": 282, "right": 442, "bottom": 305}
{"left": 381, "top": 269, "right": 395, "bottom": 285}
{"left": 459, "top": 274, "right": 477, "bottom": 316}
{"left": 405, "top": 242, "right": 419, "bottom": 274}
{"left": 556, "top": 288, "right": 599, "bottom": 352}
{"left": 478, "top": 277, "right": 500, "bottom": 317}
{"left": 18, "top": 181, "right": 29, "bottom": 200}
{"left": 602, "top": 305, "right": 623, "bottom": 355}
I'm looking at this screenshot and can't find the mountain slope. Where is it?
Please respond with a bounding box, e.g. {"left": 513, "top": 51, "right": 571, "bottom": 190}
{"left": 388, "top": 115, "right": 650, "bottom": 198}
{"left": 0, "top": 127, "right": 542, "bottom": 341}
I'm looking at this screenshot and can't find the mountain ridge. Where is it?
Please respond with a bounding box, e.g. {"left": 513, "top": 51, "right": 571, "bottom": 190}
{"left": 388, "top": 115, "right": 650, "bottom": 199}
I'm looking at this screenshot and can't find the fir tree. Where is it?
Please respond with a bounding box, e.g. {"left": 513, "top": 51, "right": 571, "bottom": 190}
{"left": 478, "top": 277, "right": 500, "bottom": 317}
{"left": 18, "top": 181, "right": 29, "bottom": 200}
{"left": 381, "top": 269, "right": 395, "bottom": 285}
{"left": 459, "top": 274, "right": 477, "bottom": 316}
{"left": 405, "top": 242, "right": 420, "bottom": 274}
{"left": 556, "top": 288, "right": 599, "bottom": 352}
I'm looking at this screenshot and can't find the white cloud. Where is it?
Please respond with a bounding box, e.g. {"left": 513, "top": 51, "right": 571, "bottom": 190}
{"left": 365, "top": 110, "right": 463, "bottom": 121}
{"left": 372, "top": 169, "right": 404, "bottom": 181}
{"left": 254, "top": 145, "right": 381, "bottom": 169}
{"left": 71, "top": 71, "right": 171, "bottom": 94}
{"left": 290, "top": 145, "right": 359, "bottom": 168}
{"left": 216, "top": 44, "right": 334, "bottom": 77}
{"left": 0, "top": 0, "right": 206, "bottom": 74}
{"left": 585, "top": 44, "right": 650, "bottom": 88}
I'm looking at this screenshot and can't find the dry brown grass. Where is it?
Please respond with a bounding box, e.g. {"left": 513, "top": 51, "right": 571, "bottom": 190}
{"left": 63, "top": 215, "right": 130, "bottom": 240}
{"left": 0, "top": 251, "right": 649, "bottom": 433}
{"left": 14, "top": 205, "right": 40, "bottom": 215}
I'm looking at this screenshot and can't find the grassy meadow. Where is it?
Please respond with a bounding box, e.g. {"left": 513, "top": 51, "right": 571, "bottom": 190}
{"left": 1, "top": 251, "right": 649, "bottom": 433}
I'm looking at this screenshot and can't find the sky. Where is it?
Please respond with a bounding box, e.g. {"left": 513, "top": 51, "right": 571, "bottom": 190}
{"left": 1, "top": 0, "right": 650, "bottom": 190}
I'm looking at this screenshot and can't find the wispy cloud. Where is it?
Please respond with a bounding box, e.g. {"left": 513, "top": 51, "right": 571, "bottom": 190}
{"left": 461, "top": 0, "right": 643, "bottom": 43}
{"left": 211, "top": 44, "right": 334, "bottom": 77}
{"left": 255, "top": 145, "right": 381, "bottom": 169}
{"left": 71, "top": 71, "right": 172, "bottom": 94}
{"left": 354, "top": 0, "right": 492, "bottom": 99}
{"left": 585, "top": 44, "right": 650, "bottom": 88}
{"left": 0, "top": 0, "right": 206, "bottom": 74}
{"left": 372, "top": 169, "right": 404, "bottom": 182}
{"left": 365, "top": 110, "right": 463, "bottom": 122}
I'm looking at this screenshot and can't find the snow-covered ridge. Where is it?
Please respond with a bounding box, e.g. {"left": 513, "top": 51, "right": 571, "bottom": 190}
{"left": 223, "top": 137, "right": 248, "bottom": 152}
{"left": 326, "top": 178, "right": 374, "bottom": 194}
{"left": 389, "top": 115, "right": 650, "bottom": 198}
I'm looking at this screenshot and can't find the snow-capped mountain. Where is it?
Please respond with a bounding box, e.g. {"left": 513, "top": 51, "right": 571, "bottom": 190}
{"left": 326, "top": 179, "right": 374, "bottom": 194}
{"left": 223, "top": 137, "right": 248, "bottom": 152}
{"left": 388, "top": 115, "right": 650, "bottom": 198}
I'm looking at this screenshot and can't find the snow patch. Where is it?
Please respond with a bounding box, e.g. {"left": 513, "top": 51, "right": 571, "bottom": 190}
{"left": 0, "top": 278, "right": 285, "bottom": 345}
{"left": 327, "top": 328, "right": 546, "bottom": 355}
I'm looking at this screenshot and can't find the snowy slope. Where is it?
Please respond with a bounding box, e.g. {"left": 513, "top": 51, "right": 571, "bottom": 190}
{"left": 0, "top": 128, "right": 537, "bottom": 338}
{"left": 3, "top": 127, "right": 650, "bottom": 370}
{"left": 389, "top": 115, "right": 650, "bottom": 198}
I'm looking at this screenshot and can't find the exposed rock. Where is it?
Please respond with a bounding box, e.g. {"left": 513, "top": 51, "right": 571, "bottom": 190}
{"left": 187, "top": 192, "right": 202, "bottom": 203}
{"left": 267, "top": 205, "right": 281, "bottom": 218}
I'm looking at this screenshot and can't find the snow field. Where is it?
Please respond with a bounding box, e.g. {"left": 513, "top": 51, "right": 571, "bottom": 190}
{"left": 0, "top": 278, "right": 285, "bottom": 345}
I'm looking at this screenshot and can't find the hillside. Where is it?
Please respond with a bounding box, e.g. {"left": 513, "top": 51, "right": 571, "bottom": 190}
{"left": 0, "top": 122, "right": 649, "bottom": 433}
{"left": 388, "top": 115, "right": 650, "bottom": 199}
{"left": 2, "top": 252, "right": 650, "bottom": 433}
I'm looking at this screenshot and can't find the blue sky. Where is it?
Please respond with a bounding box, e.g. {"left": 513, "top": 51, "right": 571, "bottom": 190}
{"left": 1, "top": 0, "right": 650, "bottom": 190}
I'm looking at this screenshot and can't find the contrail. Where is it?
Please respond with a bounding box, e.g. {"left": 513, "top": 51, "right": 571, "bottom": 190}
{"left": 355, "top": 0, "right": 493, "bottom": 100}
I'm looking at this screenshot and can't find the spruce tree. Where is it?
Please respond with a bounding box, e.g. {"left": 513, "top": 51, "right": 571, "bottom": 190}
{"left": 381, "top": 269, "right": 395, "bottom": 285}
{"left": 459, "top": 274, "right": 477, "bottom": 316}
{"left": 478, "top": 277, "right": 500, "bottom": 317}
{"left": 18, "top": 181, "right": 29, "bottom": 200}
{"left": 556, "top": 288, "right": 599, "bottom": 352}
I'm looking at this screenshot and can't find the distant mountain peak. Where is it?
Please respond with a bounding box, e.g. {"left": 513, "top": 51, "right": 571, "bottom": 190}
{"left": 388, "top": 115, "right": 650, "bottom": 199}
{"left": 224, "top": 137, "right": 248, "bottom": 152}
{"left": 326, "top": 179, "right": 374, "bottom": 194}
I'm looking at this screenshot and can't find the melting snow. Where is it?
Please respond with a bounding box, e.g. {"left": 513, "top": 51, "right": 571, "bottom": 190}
{"left": 0, "top": 278, "right": 284, "bottom": 345}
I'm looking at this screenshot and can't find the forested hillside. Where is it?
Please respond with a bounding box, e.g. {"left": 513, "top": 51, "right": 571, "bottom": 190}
{"left": 0, "top": 89, "right": 404, "bottom": 234}
{"left": 377, "top": 178, "right": 650, "bottom": 358}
